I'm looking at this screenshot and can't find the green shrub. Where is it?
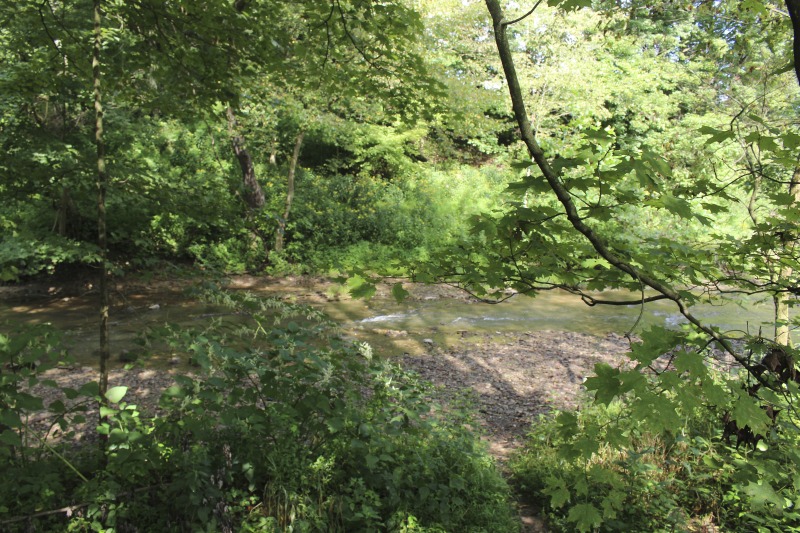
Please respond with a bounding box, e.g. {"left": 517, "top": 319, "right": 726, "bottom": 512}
{"left": 0, "top": 234, "right": 102, "bottom": 281}
{"left": 511, "top": 395, "right": 800, "bottom": 532}
{"left": 0, "top": 288, "right": 518, "bottom": 532}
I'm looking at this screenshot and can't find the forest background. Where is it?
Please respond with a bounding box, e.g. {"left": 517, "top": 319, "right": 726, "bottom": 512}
{"left": 3, "top": 0, "right": 800, "bottom": 531}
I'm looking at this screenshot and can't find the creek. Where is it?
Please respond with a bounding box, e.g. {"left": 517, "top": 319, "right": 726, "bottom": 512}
{"left": 0, "top": 277, "right": 786, "bottom": 367}
{"left": 353, "top": 289, "right": 777, "bottom": 337}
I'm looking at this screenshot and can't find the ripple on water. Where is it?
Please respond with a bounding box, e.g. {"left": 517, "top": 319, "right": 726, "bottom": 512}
{"left": 358, "top": 313, "right": 413, "bottom": 323}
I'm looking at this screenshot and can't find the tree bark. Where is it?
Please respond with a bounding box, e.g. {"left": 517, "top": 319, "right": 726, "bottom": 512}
{"left": 275, "top": 131, "right": 305, "bottom": 253}
{"left": 226, "top": 106, "right": 266, "bottom": 210}
{"left": 781, "top": 0, "right": 800, "bottom": 343}
{"left": 785, "top": 0, "right": 800, "bottom": 85}
{"left": 93, "top": 0, "right": 110, "bottom": 445}
{"left": 53, "top": 186, "right": 74, "bottom": 236}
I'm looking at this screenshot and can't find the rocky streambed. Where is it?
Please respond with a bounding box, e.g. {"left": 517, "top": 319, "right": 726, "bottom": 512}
{"left": 399, "top": 330, "right": 630, "bottom": 456}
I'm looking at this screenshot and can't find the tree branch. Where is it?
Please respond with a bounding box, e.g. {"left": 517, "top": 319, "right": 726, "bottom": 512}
{"left": 504, "top": 0, "right": 545, "bottom": 27}
{"left": 483, "top": 0, "right": 766, "bottom": 376}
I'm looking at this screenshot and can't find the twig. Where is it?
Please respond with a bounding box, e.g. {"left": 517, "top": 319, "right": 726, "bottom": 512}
{"left": 503, "top": 0, "right": 545, "bottom": 26}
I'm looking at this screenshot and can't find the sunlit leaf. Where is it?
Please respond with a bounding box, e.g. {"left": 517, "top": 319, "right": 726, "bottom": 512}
{"left": 105, "top": 386, "right": 128, "bottom": 404}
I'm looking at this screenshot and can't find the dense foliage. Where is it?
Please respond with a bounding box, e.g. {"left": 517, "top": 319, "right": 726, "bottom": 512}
{"left": 0, "top": 289, "right": 517, "bottom": 531}
{"left": 3, "top": 0, "right": 800, "bottom": 530}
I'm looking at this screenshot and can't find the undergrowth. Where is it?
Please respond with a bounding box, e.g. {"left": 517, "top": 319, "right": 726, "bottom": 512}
{"left": 510, "top": 394, "right": 800, "bottom": 532}
{"left": 0, "top": 285, "right": 518, "bottom": 532}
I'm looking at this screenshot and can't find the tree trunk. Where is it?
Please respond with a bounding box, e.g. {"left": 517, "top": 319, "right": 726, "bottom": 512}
{"left": 779, "top": 3, "right": 800, "bottom": 344}
{"left": 53, "top": 186, "right": 73, "bottom": 236}
{"left": 93, "top": 0, "right": 110, "bottom": 445}
{"left": 269, "top": 137, "right": 278, "bottom": 165}
{"left": 275, "top": 131, "right": 305, "bottom": 253}
{"left": 774, "top": 167, "right": 800, "bottom": 346}
{"left": 226, "top": 106, "right": 265, "bottom": 210}
{"left": 785, "top": 0, "right": 800, "bottom": 86}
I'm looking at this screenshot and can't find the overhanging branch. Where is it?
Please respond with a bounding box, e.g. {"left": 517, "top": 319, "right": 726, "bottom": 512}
{"left": 483, "top": 0, "right": 768, "bottom": 375}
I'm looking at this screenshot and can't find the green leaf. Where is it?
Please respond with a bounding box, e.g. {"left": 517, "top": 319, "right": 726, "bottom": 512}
{"left": 743, "top": 481, "right": 784, "bottom": 512}
{"left": 583, "top": 363, "right": 621, "bottom": 405}
{"left": 545, "top": 477, "right": 571, "bottom": 508}
{"left": 105, "top": 386, "right": 128, "bottom": 404}
{"left": 326, "top": 417, "right": 345, "bottom": 433}
{"left": 633, "top": 159, "right": 657, "bottom": 189}
{"left": 648, "top": 194, "right": 693, "bottom": 219}
{"left": 391, "top": 282, "right": 410, "bottom": 303}
{"left": 781, "top": 131, "right": 800, "bottom": 150}
{"left": 49, "top": 400, "right": 67, "bottom": 414}
{"left": 673, "top": 351, "right": 707, "bottom": 377}
{"left": 698, "top": 125, "right": 734, "bottom": 144}
{"left": 79, "top": 382, "right": 100, "bottom": 397}
{"left": 366, "top": 454, "right": 379, "bottom": 470}
{"left": 732, "top": 392, "right": 771, "bottom": 436}
{"left": 470, "top": 216, "right": 497, "bottom": 238}
{"left": 0, "top": 429, "right": 22, "bottom": 447}
{"left": 510, "top": 160, "right": 533, "bottom": 171}
{"left": 567, "top": 503, "right": 603, "bottom": 532}
{"left": 630, "top": 327, "right": 681, "bottom": 366}
{"left": 642, "top": 150, "right": 672, "bottom": 178}
{"left": 772, "top": 61, "right": 795, "bottom": 76}
{"left": 548, "top": 0, "right": 593, "bottom": 11}
{"left": 0, "top": 411, "right": 22, "bottom": 428}
{"left": 347, "top": 276, "right": 377, "bottom": 300}
{"left": 556, "top": 411, "right": 579, "bottom": 439}
{"left": 552, "top": 157, "right": 586, "bottom": 177}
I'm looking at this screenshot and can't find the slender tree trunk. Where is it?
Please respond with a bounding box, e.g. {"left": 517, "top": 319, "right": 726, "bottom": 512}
{"left": 775, "top": 168, "right": 800, "bottom": 346}
{"left": 269, "top": 137, "right": 278, "bottom": 166}
{"left": 53, "top": 186, "right": 73, "bottom": 236}
{"left": 226, "top": 106, "right": 265, "bottom": 209}
{"left": 93, "top": 0, "right": 110, "bottom": 442}
{"left": 785, "top": 0, "right": 800, "bottom": 86}
{"left": 275, "top": 131, "right": 305, "bottom": 253}
{"left": 776, "top": 1, "right": 800, "bottom": 344}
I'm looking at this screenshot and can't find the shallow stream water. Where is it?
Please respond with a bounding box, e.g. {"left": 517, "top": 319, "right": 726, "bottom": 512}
{"left": 354, "top": 290, "right": 778, "bottom": 337}
{"left": 0, "top": 278, "right": 788, "bottom": 367}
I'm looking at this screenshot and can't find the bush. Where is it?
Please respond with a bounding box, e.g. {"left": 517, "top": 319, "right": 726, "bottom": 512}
{"left": 0, "top": 233, "right": 102, "bottom": 282}
{"left": 510, "top": 395, "right": 800, "bottom": 532}
{"left": 0, "top": 287, "right": 518, "bottom": 532}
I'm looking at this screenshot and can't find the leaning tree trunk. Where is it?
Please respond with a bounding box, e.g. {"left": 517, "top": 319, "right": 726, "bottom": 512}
{"left": 274, "top": 131, "right": 305, "bottom": 253}
{"left": 226, "top": 106, "right": 265, "bottom": 210}
{"left": 482, "top": 0, "right": 758, "bottom": 371}
{"left": 92, "top": 0, "right": 110, "bottom": 444}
